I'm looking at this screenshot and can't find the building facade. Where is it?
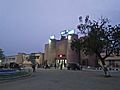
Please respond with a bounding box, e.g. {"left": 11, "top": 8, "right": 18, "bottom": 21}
{"left": 44, "top": 34, "right": 80, "bottom": 69}
{"left": 4, "top": 52, "right": 44, "bottom": 66}
{"left": 30, "top": 52, "right": 44, "bottom": 66}
{"left": 44, "top": 33, "right": 120, "bottom": 69}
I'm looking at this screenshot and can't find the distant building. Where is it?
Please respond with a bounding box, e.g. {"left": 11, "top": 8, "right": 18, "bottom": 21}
{"left": 101, "top": 53, "right": 120, "bottom": 67}
{"left": 16, "top": 53, "right": 29, "bottom": 65}
{"left": 5, "top": 55, "right": 17, "bottom": 64}
{"left": 4, "top": 52, "right": 44, "bottom": 66}
{"left": 30, "top": 52, "right": 44, "bottom": 65}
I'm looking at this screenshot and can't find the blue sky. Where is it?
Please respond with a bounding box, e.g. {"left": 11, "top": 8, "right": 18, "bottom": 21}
{"left": 0, "top": 0, "right": 120, "bottom": 55}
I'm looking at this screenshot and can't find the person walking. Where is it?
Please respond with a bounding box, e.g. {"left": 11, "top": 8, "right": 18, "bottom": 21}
{"left": 32, "top": 64, "right": 36, "bottom": 72}
{"left": 60, "top": 63, "right": 63, "bottom": 70}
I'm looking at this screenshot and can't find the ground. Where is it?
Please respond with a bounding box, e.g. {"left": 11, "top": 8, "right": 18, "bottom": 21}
{"left": 0, "top": 68, "right": 120, "bottom": 90}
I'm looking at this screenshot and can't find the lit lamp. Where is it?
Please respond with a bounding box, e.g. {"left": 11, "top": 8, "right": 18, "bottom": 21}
{"left": 59, "top": 55, "right": 62, "bottom": 58}
{"left": 48, "top": 39, "right": 51, "bottom": 44}
{"left": 49, "top": 35, "right": 55, "bottom": 44}
{"left": 68, "top": 35, "right": 72, "bottom": 40}
{"left": 68, "top": 30, "right": 75, "bottom": 34}
{"left": 0, "top": 60, "right": 2, "bottom": 65}
{"left": 50, "top": 35, "right": 55, "bottom": 39}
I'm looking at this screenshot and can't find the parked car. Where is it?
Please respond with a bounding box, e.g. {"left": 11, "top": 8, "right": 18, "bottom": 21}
{"left": 67, "top": 63, "right": 80, "bottom": 70}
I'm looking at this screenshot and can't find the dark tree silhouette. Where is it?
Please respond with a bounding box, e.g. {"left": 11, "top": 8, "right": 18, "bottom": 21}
{"left": 71, "top": 38, "right": 84, "bottom": 69}
{"left": 76, "top": 16, "right": 120, "bottom": 76}
{"left": 0, "top": 49, "right": 5, "bottom": 62}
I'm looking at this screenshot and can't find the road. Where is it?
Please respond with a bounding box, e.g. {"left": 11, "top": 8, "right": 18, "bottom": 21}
{"left": 0, "top": 68, "right": 120, "bottom": 90}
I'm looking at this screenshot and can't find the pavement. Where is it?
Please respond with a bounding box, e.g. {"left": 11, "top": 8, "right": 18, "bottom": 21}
{"left": 0, "top": 68, "right": 120, "bottom": 90}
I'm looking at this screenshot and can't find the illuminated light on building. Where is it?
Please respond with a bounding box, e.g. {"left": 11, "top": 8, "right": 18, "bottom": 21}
{"left": 60, "top": 29, "right": 75, "bottom": 36}
{"left": 68, "top": 30, "right": 75, "bottom": 34}
{"left": 48, "top": 39, "right": 51, "bottom": 44}
{"left": 50, "top": 35, "right": 55, "bottom": 39}
{"left": 58, "top": 54, "right": 66, "bottom": 58}
{"left": 68, "top": 35, "right": 72, "bottom": 40}
{"left": 60, "top": 30, "right": 66, "bottom": 35}
{"left": 59, "top": 55, "right": 62, "bottom": 58}
{"left": 66, "top": 29, "right": 69, "bottom": 33}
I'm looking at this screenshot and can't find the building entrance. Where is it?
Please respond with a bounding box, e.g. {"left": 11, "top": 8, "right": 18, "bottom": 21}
{"left": 56, "top": 54, "right": 67, "bottom": 69}
{"left": 56, "top": 59, "right": 67, "bottom": 69}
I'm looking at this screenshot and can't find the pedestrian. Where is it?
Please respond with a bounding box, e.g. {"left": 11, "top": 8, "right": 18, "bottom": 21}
{"left": 60, "top": 63, "right": 63, "bottom": 70}
{"left": 103, "top": 66, "right": 111, "bottom": 77}
{"left": 54, "top": 63, "right": 56, "bottom": 69}
{"left": 32, "top": 64, "right": 36, "bottom": 72}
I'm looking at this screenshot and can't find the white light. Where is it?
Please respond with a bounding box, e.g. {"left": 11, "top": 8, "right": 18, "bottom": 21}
{"left": 60, "top": 55, "right": 62, "bottom": 57}
{"left": 68, "top": 30, "right": 75, "bottom": 34}
{"left": 0, "top": 60, "right": 1, "bottom": 62}
{"left": 68, "top": 35, "right": 72, "bottom": 40}
{"left": 48, "top": 39, "right": 51, "bottom": 43}
{"left": 60, "top": 31, "right": 66, "bottom": 35}
{"left": 66, "top": 30, "right": 69, "bottom": 33}
{"left": 50, "top": 35, "right": 55, "bottom": 39}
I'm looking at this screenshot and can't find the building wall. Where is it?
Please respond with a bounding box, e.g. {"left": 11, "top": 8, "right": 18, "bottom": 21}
{"left": 5, "top": 52, "right": 44, "bottom": 66}
{"left": 67, "top": 34, "right": 79, "bottom": 64}
{"left": 5, "top": 55, "right": 17, "bottom": 64}
{"left": 16, "top": 53, "right": 25, "bottom": 64}
{"left": 48, "top": 39, "right": 56, "bottom": 65}
{"left": 44, "top": 44, "right": 49, "bottom": 62}
{"left": 56, "top": 39, "right": 67, "bottom": 59}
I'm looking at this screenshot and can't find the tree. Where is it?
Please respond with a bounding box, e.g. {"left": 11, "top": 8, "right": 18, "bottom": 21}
{"left": 71, "top": 38, "right": 83, "bottom": 68}
{"left": 0, "top": 48, "right": 5, "bottom": 61}
{"left": 29, "top": 53, "right": 36, "bottom": 64}
{"left": 77, "top": 16, "right": 120, "bottom": 76}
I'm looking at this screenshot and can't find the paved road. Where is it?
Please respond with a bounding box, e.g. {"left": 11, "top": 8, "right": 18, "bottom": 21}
{"left": 0, "top": 69, "right": 120, "bottom": 90}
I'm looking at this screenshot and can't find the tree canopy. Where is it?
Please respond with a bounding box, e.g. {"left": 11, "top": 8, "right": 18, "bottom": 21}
{"left": 77, "top": 16, "right": 120, "bottom": 66}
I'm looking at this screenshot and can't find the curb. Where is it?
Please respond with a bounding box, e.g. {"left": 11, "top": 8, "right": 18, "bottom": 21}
{"left": 0, "top": 72, "right": 32, "bottom": 83}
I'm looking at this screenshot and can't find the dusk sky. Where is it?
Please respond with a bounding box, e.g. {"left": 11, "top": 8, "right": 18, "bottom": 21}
{"left": 0, "top": 0, "right": 120, "bottom": 55}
